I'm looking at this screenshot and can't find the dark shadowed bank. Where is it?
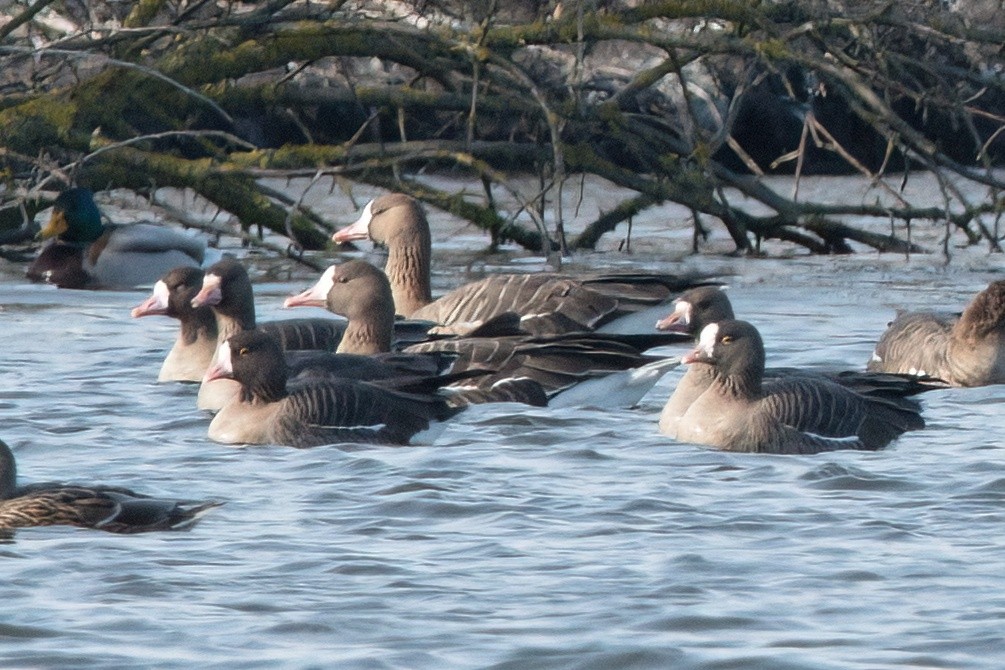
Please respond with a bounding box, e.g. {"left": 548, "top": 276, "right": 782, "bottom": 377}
{"left": 0, "top": 0, "right": 1002, "bottom": 262}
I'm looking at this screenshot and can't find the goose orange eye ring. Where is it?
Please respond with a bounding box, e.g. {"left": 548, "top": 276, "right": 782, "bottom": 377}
{"left": 238, "top": 347, "right": 249, "bottom": 356}
{"left": 721, "top": 335, "right": 734, "bottom": 344}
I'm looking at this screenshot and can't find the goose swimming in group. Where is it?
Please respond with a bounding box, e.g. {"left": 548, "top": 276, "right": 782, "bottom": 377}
{"left": 284, "top": 260, "right": 689, "bottom": 408}
{"left": 26, "top": 188, "right": 205, "bottom": 289}
{"left": 131, "top": 266, "right": 219, "bottom": 382}
{"left": 656, "top": 285, "right": 942, "bottom": 437}
{"left": 0, "top": 439, "right": 221, "bottom": 534}
{"left": 203, "top": 330, "right": 462, "bottom": 447}
{"left": 190, "top": 257, "right": 350, "bottom": 410}
{"left": 673, "top": 320, "right": 925, "bottom": 454}
{"left": 867, "top": 280, "right": 1005, "bottom": 387}
{"left": 332, "top": 193, "right": 714, "bottom": 336}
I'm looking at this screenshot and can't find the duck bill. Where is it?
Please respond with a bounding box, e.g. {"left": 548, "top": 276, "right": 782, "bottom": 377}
{"left": 38, "top": 209, "right": 68, "bottom": 240}
{"left": 332, "top": 201, "right": 372, "bottom": 243}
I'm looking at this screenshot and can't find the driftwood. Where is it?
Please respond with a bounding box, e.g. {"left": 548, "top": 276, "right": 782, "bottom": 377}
{"left": 0, "top": 0, "right": 1002, "bottom": 258}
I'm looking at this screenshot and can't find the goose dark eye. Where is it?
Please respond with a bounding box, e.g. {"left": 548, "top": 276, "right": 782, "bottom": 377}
{"left": 238, "top": 347, "right": 249, "bottom": 356}
{"left": 721, "top": 335, "right": 734, "bottom": 344}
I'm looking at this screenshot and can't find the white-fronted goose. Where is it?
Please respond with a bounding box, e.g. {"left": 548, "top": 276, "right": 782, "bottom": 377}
{"left": 285, "top": 260, "right": 689, "bottom": 407}
{"left": 0, "top": 439, "right": 221, "bottom": 534}
{"left": 673, "top": 320, "right": 925, "bottom": 454}
{"left": 190, "top": 257, "right": 349, "bottom": 410}
{"left": 204, "top": 331, "right": 461, "bottom": 447}
{"left": 867, "top": 280, "right": 1005, "bottom": 387}
{"left": 26, "top": 188, "right": 205, "bottom": 289}
{"left": 332, "top": 193, "right": 714, "bottom": 335}
{"left": 657, "top": 286, "right": 942, "bottom": 437}
{"left": 131, "top": 266, "right": 218, "bottom": 382}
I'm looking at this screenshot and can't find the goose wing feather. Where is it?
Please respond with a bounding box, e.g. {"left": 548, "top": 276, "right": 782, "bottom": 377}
{"left": 867, "top": 311, "right": 955, "bottom": 379}
{"left": 275, "top": 380, "right": 458, "bottom": 447}
{"left": 260, "top": 318, "right": 346, "bottom": 351}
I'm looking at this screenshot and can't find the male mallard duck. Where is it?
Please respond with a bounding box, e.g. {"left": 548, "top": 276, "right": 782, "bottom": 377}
{"left": 26, "top": 188, "right": 205, "bottom": 289}
{"left": 0, "top": 439, "right": 221, "bottom": 534}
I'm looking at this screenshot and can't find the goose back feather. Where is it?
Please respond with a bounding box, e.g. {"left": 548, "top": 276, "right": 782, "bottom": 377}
{"left": 867, "top": 281, "right": 1005, "bottom": 386}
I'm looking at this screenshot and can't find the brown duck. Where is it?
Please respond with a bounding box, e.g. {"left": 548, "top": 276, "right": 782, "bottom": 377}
{"left": 0, "top": 439, "right": 221, "bottom": 534}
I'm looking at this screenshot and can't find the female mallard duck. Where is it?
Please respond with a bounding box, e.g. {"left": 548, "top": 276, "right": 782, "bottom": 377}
{"left": 0, "top": 439, "right": 221, "bottom": 534}
{"left": 26, "top": 188, "right": 205, "bottom": 289}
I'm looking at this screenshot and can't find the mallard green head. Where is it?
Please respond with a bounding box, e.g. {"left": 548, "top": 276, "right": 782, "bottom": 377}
{"left": 39, "top": 188, "right": 105, "bottom": 244}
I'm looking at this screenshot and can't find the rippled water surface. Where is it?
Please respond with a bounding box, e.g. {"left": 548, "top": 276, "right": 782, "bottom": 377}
{"left": 1, "top": 192, "right": 1004, "bottom": 668}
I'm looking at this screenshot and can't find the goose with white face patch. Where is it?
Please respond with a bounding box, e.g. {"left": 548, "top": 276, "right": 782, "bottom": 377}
{"left": 672, "top": 320, "right": 925, "bottom": 454}
{"left": 131, "top": 267, "right": 218, "bottom": 382}
{"left": 657, "top": 286, "right": 943, "bottom": 438}
{"left": 204, "top": 330, "right": 462, "bottom": 447}
{"left": 286, "top": 260, "right": 694, "bottom": 408}
{"left": 332, "top": 193, "right": 717, "bottom": 336}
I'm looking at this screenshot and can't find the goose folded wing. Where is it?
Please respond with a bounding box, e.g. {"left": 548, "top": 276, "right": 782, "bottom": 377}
{"left": 275, "top": 380, "right": 460, "bottom": 447}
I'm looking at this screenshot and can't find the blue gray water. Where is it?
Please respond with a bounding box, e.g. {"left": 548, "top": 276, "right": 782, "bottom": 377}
{"left": 1, "top": 254, "right": 1003, "bottom": 669}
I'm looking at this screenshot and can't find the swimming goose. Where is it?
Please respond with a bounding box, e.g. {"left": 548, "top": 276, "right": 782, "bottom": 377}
{"left": 867, "top": 280, "right": 1005, "bottom": 387}
{"left": 674, "top": 320, "right": 925, "bottom": 454}
{"left": 190, "top": 257, "right": 349, "bottom": 410}
{"left": 204, "top": 330, "right": 462, "bottom": 447}
{"left": 26, "top": 188, "right": 205, "bottom": 289}
{"left": 131, "top": 266, "right": 218, "bottom": 382}
{"left": 285, "top": 260, "right": 689, "bottom": 407}
{"left": 657, "top": 286, "right": 943, "bottom": 437}
{"left": 332, "top": 193, "right": 714, "bottom": 335}
{"left": 0, "top": 439, "right": 221, "bottom": 534}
